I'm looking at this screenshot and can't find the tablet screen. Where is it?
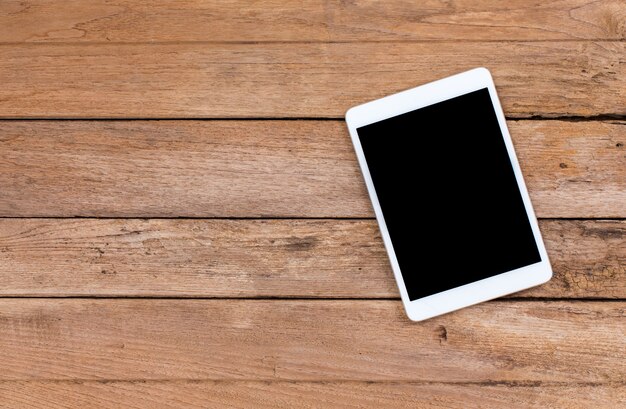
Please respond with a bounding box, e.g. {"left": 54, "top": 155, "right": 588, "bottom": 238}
{"left": 357, "top": 88, "right": 541, "bottom": 301}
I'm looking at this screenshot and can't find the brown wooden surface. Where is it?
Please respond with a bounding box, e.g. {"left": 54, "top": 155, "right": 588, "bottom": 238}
{"left": 0, "top": 0, "right": 624, "bottom": 407}
{"left": 1, "top": 0, "right": 624, "bottom": 43}
{"left": 0, "top": 219, "right": 623, "bottom": 298}
{"left": 0, "top": 299, "right": 624, "bottom": 382}
{"left": 1, "top": 120, "right": 623, "bottom": 218}
{"left": 0, "top": 42, "right": 624, "bottom": 118}
{"left": 0, "top": 382, "right": 624, "bottom": 409}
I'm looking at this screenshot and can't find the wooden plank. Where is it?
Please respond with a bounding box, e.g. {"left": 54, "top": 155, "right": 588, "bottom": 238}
{"left": 0, "top": 42, "right": 623, "bottom": 118}
{"left": 1, "top": 0, "right": 624, "bottom": 43}
{"left": 511, "top": 120, "right": 626, "bottom": 218}
{"left": 0, "top": 219, "right": 623, "bottom": 299}
{"left": 0, "top": 381, "right": 623, "bottom": 409}
{"left": 0, "top": 120, "right": 623, "bottom": 218}
{"left": 0, "top": 300, "right": 623, "bottom": 381}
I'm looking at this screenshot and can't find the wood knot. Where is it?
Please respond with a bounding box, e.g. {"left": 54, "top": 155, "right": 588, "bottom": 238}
{"left": 285, "top": 236, "right": 318, "bottom": 251}
{"left": 436, "top": 325, "right": 447, "bottom": 345}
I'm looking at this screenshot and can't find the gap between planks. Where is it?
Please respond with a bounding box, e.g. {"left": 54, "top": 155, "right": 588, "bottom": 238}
{"left": 0, "top": 380, "right": 622, "bottom": 386}
{"left": 0, "top": 115, "right": 624, "bottom": 121}
{"left": 0, "top": 217, "right": 622, "bottom": 220}
{"left": 0, "top": 297, "right": 622, "bottom": 301}
{"left": 0, "top": 39, "right": 624, "bottom": 46}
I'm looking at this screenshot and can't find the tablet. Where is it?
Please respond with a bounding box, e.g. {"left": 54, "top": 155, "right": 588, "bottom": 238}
{"left": 345, "top": 68, "right": 552, "bottom": 321}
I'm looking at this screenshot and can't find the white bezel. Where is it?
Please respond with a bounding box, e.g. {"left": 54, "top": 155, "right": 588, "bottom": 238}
{"left": 345, "top": 68, "right": 552, "bottom": 321}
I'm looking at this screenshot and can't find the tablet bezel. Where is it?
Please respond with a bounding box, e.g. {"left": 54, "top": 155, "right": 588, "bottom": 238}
{"left": 345, "top": 67, "right": 552, "bottom": 321}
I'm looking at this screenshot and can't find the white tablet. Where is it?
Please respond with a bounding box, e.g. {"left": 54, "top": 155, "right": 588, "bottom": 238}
{"left": 345, "top": 68, "right": 552, "bottom": 321}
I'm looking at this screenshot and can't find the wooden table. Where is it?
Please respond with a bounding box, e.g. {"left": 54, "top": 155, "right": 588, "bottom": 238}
{"left": 0, "top": 1, "right": 624, "bottom": 407}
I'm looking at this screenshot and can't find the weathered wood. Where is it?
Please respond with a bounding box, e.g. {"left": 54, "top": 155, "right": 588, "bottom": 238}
{"left": 0, "top": 219, "right": 623, "bottom": 298}
{"left": 0, "top": 381, "right": 623, "bottom": 408}
{"left": 0, "top": 300, "right": 623, "bottom": 381}
{"left": 0, "top": 120, "right": 623, "bottom": 218}
{"left": 1, "top": 2, "right": 622, "bottom": 406}
{"left": 0, "top": 42, "right": 623, "bottom": 118}
{"left": 1, "top": 0, "right": 623, "bottom": 43}
{"left": 511, "top": 120, "right": 626, "bottom": 218}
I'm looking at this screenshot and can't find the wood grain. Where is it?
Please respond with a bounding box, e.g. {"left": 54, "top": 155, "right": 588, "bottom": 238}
{"left": 0, "top": 219, "right": 623, "bottom": 298}
{"left": 0, "top": 381, "right": 623, "bottom": 409}
{"left": 1, "top": 0, "right": 624, "bottom": 43}
{"left": 0, "top": 42, "right": 623, "bottom": 118}
{"left": 0, "top": 299, "right": 623, "bottom": 381}
{"left": 0, "top": 120, "right": 623, "bottom": 218}
{"left": 1, "top": 2, "right": 622, "bottom": 407}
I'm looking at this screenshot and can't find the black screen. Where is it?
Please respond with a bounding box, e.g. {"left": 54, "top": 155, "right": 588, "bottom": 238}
{"left": 357, "top": 88, "right": 541, "bottom": 300}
